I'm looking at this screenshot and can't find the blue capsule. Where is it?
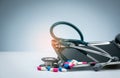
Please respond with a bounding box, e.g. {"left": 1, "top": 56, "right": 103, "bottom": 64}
{"left": 46, "top": 66, "right": 51, "bottom": 71}
{"left": 58, "top": 67, "right": 62, "bottom": 72}
{"left": 63, "top": 64, "right": 70, "bottom": 69}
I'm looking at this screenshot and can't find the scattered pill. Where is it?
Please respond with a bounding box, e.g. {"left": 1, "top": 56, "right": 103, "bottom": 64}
{"left": 37, "top": 66, "right": 47, "bottom": 71}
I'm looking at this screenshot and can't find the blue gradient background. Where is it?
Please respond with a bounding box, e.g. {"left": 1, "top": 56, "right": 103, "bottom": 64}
{"left": 0, "top": 0, "right": 120, "bottom": 52}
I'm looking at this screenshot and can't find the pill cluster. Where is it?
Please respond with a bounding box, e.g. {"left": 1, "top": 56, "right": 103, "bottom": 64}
{"left": 63, "top": 59, "right": 87, "bottom": 69}
{"left": 37, "top": 66, "right": 67, "bottom": 72}
{"left": 37, "top": 59, "right": 87, "bottom": 72}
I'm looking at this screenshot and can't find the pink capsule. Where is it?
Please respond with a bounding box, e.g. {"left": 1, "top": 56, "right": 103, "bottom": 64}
{"left": 82, "top": 62, "right": 87, "bottom": 64}
{"left": 64, "top": 62, "right": 69, "bottom": 64}
{"left": 37, "top": 66, "right": 47, "bottom": 71}
{"left": 37, "top": 66, "right": 41, "bottom": 71}
{"left": 50, "top": 68, "right": 59, "bottom": 72}
{"left": 53, "top": 68, "right": 58, "bottom": 72}
{"left": 77, "top": 62, "right": 87, "bottom": 65}
{"left": 69, "top": 63, "right": 75, "bottom": 68}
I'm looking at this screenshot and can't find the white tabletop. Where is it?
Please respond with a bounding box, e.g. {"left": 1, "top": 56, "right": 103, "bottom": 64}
{"left": 0, "top": 52, "right": 120, "bottom": 78}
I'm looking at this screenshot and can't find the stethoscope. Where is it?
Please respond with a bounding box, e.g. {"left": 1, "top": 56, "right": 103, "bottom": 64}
{"left": 50, "top": 21, "right": 115, "bottom": 63}
{"left": 38, "top": 21, "right": 120, "bottom": 72}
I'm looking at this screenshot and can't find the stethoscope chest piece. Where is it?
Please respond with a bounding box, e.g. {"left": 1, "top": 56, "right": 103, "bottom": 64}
{"left": 41, "top": 57, "right": 58, "bottom": 67}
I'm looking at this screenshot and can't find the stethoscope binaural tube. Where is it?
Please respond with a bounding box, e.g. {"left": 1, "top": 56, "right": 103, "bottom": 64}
{"left": 50, "top": 21, "right": 84, "bottom": 42}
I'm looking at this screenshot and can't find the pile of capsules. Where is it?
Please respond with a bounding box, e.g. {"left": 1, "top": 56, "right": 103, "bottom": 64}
{"left": 37, "top": 66, "right": 67, "bottom": 72}
{"left": 63, "top": 59, "right": 87, "bottom": 69}
{"left": 37, "top": 59, "right": 87, "bottom": 72}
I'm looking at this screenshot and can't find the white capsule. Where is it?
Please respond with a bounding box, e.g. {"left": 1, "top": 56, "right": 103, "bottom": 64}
{"left": 50, "top": 68, "right": 53, "bottom": 71}
{"left": 61, "top": 68, "right": 67, "bottom": 72}
{"left": 71, "top": 59, "right": 78, "bottom": 65}
{"left": 77, "top": 62, "right": 87, "bottom": 65}
{"left": 41, "top": 67, "right": 47, "bottom": 71}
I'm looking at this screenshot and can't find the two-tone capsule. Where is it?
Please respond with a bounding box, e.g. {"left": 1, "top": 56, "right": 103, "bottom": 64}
{"left": 37, "top": 66, "right": 47, "bottom": 71}
{"left": 49, "top": 67, "right": 67, "bottom": 72}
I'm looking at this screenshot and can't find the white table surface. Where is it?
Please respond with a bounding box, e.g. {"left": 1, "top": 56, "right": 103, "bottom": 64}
{"left": 0, "top": 51, "right": 120, "bottom": 78}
